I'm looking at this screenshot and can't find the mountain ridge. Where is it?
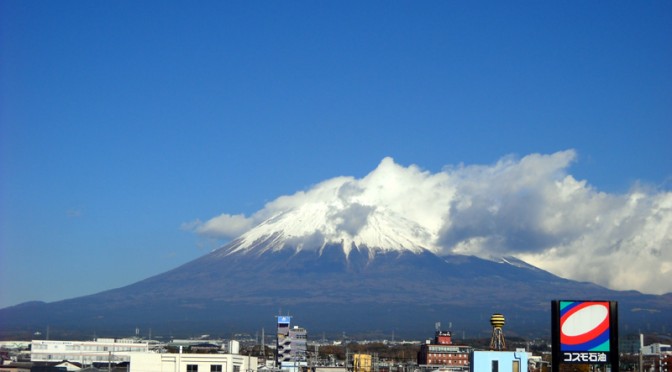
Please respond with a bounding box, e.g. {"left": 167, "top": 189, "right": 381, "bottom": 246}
{"left": 1, "top": 242, "right": 669, "bottom": 340}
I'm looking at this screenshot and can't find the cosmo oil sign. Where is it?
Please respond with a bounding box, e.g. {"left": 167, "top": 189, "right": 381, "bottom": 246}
{"left": 551, "top": 300, "right": 618, "bottom": 370}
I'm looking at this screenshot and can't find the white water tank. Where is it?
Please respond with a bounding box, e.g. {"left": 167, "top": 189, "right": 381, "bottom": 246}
{"left": 228, "top": 340, "right": 240, "bottom": 354}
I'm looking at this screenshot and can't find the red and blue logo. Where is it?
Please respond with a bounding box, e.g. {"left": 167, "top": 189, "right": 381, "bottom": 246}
{"left": 559, "top": 301, "right": 610, "bottom": 352}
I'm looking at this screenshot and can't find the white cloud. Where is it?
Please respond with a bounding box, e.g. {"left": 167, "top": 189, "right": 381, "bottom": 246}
{"left": 66, "top": 208, "right": 83, "bottom": 218}
{"left": 186, "top": 150, "right": 672, "bottom": 295}
{"left": 436, "top": 150, "right": 672, "bottom": 295}
{"left": 182, "top": 213, "right": 255, "bottom": 239}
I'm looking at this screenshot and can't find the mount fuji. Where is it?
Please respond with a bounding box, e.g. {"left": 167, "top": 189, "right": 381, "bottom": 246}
{"left": 2, "top": 207, "right": 670, "bottom": 340}
{"left": 1, "top": 156, "right": 671, "bottom": 339}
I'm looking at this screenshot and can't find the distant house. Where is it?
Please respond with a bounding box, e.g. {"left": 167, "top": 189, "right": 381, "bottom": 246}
{"left": 53, "top": 362, "right": 81, "bottom": 372}
{"left": 0, "top": 362, "right": 32, "bottom": 372}
{"left": 189, "top": 344, "right": 220, "bottom": 354}
{"left": 2, "top": 361, "right": 82, "bottom": 372}
{"left": 28, "top": 363, "right": 66, "bottom": 372}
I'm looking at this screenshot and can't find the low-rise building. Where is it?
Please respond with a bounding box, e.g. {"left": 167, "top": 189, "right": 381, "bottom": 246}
{"left": 31, "top": 339, "right": 149, "bottom": 364}
{"left": 470, "top": 350, "right": 528, "bottom": 372}
{"left": 0, "top": 362, "right": 32, "bottom": 372}
{"left": 352, "top": 354, "right": 371, "bottom": 372}
{"left": 53, "top": 361, "right": 82, "bottom": 371}
{"left": 417, "top": 330, "right": 471, "bottom": 370}
{"left": 130, "top": 352, "right": 257, "bottom": 372}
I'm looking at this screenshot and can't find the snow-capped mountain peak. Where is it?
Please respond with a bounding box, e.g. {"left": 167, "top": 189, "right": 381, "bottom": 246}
{"left": 225, "top": 167, "right": 440, "bottom": 257}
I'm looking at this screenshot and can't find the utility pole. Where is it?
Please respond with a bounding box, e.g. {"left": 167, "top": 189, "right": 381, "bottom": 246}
{"left": 312, "top": 344, "right": 318, "bottom": 368}
{"left": 639, "top": 333, "right": 644, "bottom": 372}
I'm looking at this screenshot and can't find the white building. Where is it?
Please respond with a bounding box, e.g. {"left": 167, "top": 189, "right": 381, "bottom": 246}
{"left": 642, "top": 343, "right": 671, "bottom": 355}
{"left": 130, "top": 353, "right": 257, "bottom": 372}
{"left": 0, "top": 342, "right": 30, "bottom": 350}
{"left": 31, "top": 338, "right": 149, "bottom": 364}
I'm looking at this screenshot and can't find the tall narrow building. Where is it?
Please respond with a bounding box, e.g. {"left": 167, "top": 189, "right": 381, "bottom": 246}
{"left": 276, "top": 316, "right": 308, "bottom": 368}
{"left": 277, "top": 316, "right": 291, "bottom": 366}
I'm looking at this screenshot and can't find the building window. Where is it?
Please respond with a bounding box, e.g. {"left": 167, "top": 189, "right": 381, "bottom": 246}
{"left": 491, "top": 360, "right": 499, "bottom": 372}
{"left": 211, "top": 365, "right": 222, "bottom": 372}
{"left": 233, "top": 365, "right": 240, "bottom": 372}
{"left": 512, "top": 360, "right": 520, "bottom": 372}
{"left": 187, "top": 365, "right": 198, "bottom": 372}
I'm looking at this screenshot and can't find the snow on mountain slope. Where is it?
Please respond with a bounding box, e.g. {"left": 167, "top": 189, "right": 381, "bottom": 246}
{"left": 227, "top": 196, "right": 437, "bottom": 257}
{"left": 497, "top": 256, "right": 545, "bottom": 271}
{"left": 223, "top": 159, "right": 443, "bottom": 257}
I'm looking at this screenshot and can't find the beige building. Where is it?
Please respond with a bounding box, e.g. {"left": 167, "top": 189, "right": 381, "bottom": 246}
{"left": 353, "top": 354, "right": 371, "bottom": 372}
{"left": 130, "top": 353, "right": 257, "bottom": 372}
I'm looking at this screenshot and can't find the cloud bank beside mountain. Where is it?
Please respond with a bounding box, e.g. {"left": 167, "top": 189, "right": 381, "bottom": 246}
{"left": 184, "top": 150, "right": 671, "bottom": 295}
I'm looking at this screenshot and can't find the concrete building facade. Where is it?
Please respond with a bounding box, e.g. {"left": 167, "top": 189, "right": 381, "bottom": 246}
{"left": 417, "top": 331, "right": 471, "bottom": 369}
{"left": 31, "top": 339, "right": 149, "bottom": 364}
{"left": 130, "top": 353, "right": 257, "bottom": 372}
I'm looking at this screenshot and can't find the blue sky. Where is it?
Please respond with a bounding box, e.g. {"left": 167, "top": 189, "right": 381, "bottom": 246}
{"left": 1, "top": 1, "right": 671, "bottom": 308}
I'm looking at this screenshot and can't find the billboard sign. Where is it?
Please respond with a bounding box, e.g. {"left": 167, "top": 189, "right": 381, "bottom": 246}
{"left": 278, "top": 316, "right": 291, "bottom": 324}
{"left": 551, "top": 300, "right": 618, "bottom": 370}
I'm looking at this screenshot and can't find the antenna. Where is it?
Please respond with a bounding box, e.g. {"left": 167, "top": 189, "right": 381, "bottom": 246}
{"left": 261, "top": 328, "right": 266, "bottom": 358}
